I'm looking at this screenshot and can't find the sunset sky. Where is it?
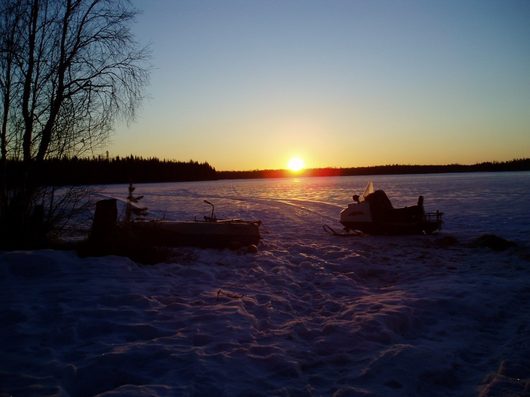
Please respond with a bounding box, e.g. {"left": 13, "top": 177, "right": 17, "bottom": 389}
{"left": 110, "top": 0, "right": 530, "bottom": 171}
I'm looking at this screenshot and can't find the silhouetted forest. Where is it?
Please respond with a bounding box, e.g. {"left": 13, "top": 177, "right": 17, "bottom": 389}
{"left": 4, "top": 156, "right": 217, "bottom": 186}
{"left": 3, "top": 157, "right": 530, "bottom": 186}
{"left": 218, "top": 158, "right": 530, "bottom": 180}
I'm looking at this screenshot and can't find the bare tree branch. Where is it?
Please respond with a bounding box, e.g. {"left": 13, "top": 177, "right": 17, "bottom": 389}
{"left": 0, "top": 0, "right": 150, "bottom": 246}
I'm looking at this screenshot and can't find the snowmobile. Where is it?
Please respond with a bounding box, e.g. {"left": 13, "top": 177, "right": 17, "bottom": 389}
{"left": 339, "top": 182, "right": 443, "bottom": 235}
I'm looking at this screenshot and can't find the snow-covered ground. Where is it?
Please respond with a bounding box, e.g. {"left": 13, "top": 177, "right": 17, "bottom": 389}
{"left": 1, "top": 173, "right": 529, "bottom": 396}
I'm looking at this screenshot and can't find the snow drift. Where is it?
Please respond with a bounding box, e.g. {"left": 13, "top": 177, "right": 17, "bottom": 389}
{"left": 1, "top": 173, "right": 529, "bottom": 396}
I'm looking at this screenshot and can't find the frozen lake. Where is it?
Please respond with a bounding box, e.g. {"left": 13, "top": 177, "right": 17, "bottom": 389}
{"left": 101, "top": 171, "right": 530, "bottom": 243}
{"left": 1, "top": 171, "right": 529, "bottom": 396}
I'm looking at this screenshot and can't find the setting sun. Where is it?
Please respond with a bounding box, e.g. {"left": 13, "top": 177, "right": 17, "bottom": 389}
{"left": 287, "top": 157, "right": 305, "bottom": 172}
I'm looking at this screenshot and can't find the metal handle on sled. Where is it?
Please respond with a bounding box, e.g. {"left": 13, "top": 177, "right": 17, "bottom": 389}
{"left": 203, "top": 200, "right": 216, "bottom": 221}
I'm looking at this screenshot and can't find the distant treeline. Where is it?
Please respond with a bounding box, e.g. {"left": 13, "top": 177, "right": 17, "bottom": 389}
{"left": 4, "top": 157, "right": 530, "bottom": 186}
{"left": 218, "top": 158, "right": 530, "bottom": 180}
{"left": 5, "top": 156, "right": 217, "bottom": 186}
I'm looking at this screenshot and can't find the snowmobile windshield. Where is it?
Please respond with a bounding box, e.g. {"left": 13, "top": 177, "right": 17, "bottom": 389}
{"left": 360, "top": 181, "right": 374, "bottom": 202}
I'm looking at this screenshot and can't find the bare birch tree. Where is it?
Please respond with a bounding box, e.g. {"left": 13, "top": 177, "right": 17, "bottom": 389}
{"left": 0, "top": 0, "right": 150, "bottom": 246}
